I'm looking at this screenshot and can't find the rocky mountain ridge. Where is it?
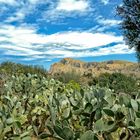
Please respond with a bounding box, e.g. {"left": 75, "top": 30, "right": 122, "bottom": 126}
{"left": 49, "top": 58, "right": 140, "bottom": 78}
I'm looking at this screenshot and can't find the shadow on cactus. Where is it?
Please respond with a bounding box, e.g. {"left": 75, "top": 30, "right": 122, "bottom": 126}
{"left": 0, "top": 74, "right": 140, "bottom": 140}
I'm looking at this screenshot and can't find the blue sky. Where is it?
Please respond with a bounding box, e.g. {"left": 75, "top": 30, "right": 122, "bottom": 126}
{"left": 0, "top": 0, "right": 137, "bottom": 69}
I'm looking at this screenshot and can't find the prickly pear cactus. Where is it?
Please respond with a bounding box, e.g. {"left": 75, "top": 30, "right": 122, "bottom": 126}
{"left": 0, "top": 74, "right": 140, "bottom": 140}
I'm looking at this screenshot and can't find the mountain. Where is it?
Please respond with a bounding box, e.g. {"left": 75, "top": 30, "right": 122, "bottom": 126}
{"left": 49, "top": 58, "right": 140, "bottom": 78}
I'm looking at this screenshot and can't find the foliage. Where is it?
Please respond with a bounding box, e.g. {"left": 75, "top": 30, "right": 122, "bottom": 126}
{"left": 0, "top": 74, "right": 140, "bottom": 139}
{"left": 89, "top": 73, "right": 139, "bottom": 95}
{"left": 0, "top": 61, "right": 48, "bottom": 78}
{"left": 117, "top": 0, "right": 140, "bottom": 62}
{"left": 54, "top": 70, "right": 81, "bottom": 84}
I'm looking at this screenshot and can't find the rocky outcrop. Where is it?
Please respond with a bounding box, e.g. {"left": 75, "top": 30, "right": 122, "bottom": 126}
{"left": 49, "top": 58, "right": 140, "bottom": 78}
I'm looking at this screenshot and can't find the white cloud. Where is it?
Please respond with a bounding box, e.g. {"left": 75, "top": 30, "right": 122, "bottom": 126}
{"left": 0, "top": 24, "right": 134, "bottom": 61}
{"left": 56, "top": 0, "right": 89, "bottom": 11}
{"left": 5, "top": 10, "right": 25, "bottom": 22}
{"left": 41, "top": 0, "right": 92, "bottom": 24}
{"left": 1, "top": 44, "right": 42, "bottom": 56}
{"left": 28, "top": 0, "right": 39, "bottom": 4}
{"left": 0, "top": 0, "right": 134, "bottom": 63}
{"left": 0, "top": 25, "right": 123, "bottom": 49}
{"left": 101, "top": 0, "right": 109, "bottom": 5}
{"left": 1, "top": 0, "right": 91, "bottom": 24}
{"left": 0, "top": 0, "right": 17, "bottom": 5}
{"left": 98, "top": 19, "right": 121, "bottom": 26}
{"left": 3, "top": 0, "right": 42, "bottom": 23}
{"left": 43, "top": 44, "right": 134, "bottom": 58}
{"left": 44, "top": 32, "right": 123, "bottom": 50}
{"left": 0, "top": 0, "right": 39, "bottom": 5}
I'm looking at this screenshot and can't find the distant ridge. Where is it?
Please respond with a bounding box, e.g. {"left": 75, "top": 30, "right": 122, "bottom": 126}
{"left": 49, "top": 58, "right": 140, "bottom": 77}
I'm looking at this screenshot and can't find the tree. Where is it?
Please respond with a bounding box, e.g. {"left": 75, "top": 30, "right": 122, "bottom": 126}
{"left": 117, "top": 0, "right": 140, "bottom": 62}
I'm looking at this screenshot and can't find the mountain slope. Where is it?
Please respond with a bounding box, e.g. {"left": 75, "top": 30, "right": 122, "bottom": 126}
{"left": 49, "top": 58, "right": 140, "bottom": 77}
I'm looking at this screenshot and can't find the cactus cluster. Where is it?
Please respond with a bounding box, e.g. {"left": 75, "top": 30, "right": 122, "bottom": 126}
{"left": 0, "top": 74, "right": 140, "bottom": 140}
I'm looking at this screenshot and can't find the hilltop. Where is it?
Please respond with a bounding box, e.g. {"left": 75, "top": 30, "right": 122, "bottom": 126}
{"left": 49, "top": 58, "right": 140, "bottom": 78}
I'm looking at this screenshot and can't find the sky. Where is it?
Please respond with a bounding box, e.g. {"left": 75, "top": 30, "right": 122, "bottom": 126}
{"left": 0, "top": 0, "right": 137, "bottom": 69}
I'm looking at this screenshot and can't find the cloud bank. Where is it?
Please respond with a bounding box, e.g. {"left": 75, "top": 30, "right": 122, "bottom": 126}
{"left": 0, "top": 0, "right": 135, "bottom": 64}
{"left": 0, "top": 24, "right": 134, "bottom": 62}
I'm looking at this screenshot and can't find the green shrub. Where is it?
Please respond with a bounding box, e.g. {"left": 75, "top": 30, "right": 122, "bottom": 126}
{"left": 0, "top": 61, "right": 48, "bottom": 78}
{"left": 54, "top": 70, "right": 81, "bottom": 83}
{"left": 90, "top": 73, "right": 139, "bottom": 95}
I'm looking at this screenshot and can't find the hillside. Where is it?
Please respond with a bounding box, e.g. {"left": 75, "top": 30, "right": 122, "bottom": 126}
{"left": 49, "top": 58, "right": 140, "bottom": 78}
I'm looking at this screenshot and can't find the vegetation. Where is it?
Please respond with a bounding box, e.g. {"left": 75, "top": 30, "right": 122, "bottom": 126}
{"left": 117, "top": 0, "right": 140, "bottom": 62}
{"left": 89, "top": 73, "right": 139, "bottom": 95}
{"left": 0, "top": 62, "right": 48, "bottom": 78}
{"left": 53, "top": 70, "right": 81, "bottom": 84}
{"left": 0, "top": 61, "right": 140, "bottom": 139}
{"left": 0, "top": 73, "right": 140, "bottom": 140}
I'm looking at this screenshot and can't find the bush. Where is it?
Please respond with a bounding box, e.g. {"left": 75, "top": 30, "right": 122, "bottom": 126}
{"left": 90, "top": 73, "right": 139, "bottom": 94}
{"left": 54, "top": 70, "right": 81, "bottom": 83}
{"left": 0, "top": 61, "right": 48, "bottom": 78}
